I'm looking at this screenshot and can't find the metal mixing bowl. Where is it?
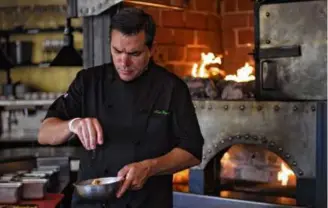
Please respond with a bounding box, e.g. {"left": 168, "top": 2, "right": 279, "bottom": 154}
{"left": 74, "top": 176, "right": 124, "bottom": 201}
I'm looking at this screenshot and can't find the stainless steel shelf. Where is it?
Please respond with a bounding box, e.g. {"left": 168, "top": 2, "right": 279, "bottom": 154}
{"left": 0, "top": 99, "right": 55, "bottom": 109}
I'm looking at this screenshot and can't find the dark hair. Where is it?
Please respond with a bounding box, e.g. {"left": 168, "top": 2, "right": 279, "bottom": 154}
{"left": 111, "top": 7, "right": 156, "bottom": 49}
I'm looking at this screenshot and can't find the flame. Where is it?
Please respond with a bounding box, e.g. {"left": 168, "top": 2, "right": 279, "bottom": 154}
{"left": 173, "top": 169, "right": 189, "bottom": 184}
{"left": 224, "top": 62, "right": 255, "bottom": 82}
{"left": 191, "top": 52, "right": 225, "bottom": 78}
{"left": 191, "top": 52, "right": 255, "bottom": 82}
{"left": 277, "top": 163, "right": 295, "bottom": 186}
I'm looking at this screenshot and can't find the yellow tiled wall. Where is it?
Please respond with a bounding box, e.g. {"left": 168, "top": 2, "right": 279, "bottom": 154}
{"left": 0, "top": 5, "right": 84, "bottom": 93}
{"left": 0, "top": 66, "right": 81, "bottom": 92}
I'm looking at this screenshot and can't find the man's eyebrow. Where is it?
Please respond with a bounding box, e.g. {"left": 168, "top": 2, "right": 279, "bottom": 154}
{"left": 112, "top": 46, "right": 142, "bottom": 54}
{"left": 127, "top": 50, "right": 142, "bottom": 54}
{"left": 112, "top": 46, "right": 122, "bottom": 52}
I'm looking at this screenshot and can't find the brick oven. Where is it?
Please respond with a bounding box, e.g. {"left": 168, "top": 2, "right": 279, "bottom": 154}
{"left": 67, "top": 0, "right": 327, "bottom": 208}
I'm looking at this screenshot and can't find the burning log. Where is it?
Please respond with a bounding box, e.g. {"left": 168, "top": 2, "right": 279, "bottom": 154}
{"left": 184, "top": 52, "right": 256, "bottom": 100}
{"left": 184, "top": 77, "right": 219, "bottom": 99}
{"left": 183, "top": 77, "right": 255, "bottom": 100}
{"left": 219, "top": 80, "right": 255, "bottom": 100}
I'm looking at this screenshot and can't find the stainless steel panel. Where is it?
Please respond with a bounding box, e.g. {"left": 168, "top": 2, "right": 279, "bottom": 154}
{"left": 82, "top": 7, "right": 114, "bottom": 68}
{"left": 258, "top": 0, "right": 327, "bottom": 100}
{"left": 192, "top": 101, "right": 317, "bottom": 180}
{"left": 173, "top": 192, "right": 304, "bottom": 208}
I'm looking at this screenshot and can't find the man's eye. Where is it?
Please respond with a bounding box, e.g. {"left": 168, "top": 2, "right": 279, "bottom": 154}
{"left": 130, "top": 52, "right": 141, "bottom": 57}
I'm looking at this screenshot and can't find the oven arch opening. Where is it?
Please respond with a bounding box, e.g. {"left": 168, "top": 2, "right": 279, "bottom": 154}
{"left": 214, "top": 144, "right": 298, "bottom": 206}
{"left": 172, "top": 139, "right": 314, "bottom": 207}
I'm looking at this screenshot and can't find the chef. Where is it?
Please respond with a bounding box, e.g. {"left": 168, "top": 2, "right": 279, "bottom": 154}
{"left": 38, "top": 7, "right": 204, "bottom": 208}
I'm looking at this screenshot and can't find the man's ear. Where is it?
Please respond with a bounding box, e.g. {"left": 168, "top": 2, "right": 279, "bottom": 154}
{"left": 150, "top": 41, "right": 157, "bottom": 57}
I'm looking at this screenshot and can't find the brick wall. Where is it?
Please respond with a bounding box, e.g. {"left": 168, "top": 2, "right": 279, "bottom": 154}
{"left": 131, "top": 0, "right": 255, "bottom": 77}
{"left": 220, "top": 0, "right": 254, "bottom": 74}
{"left": 128, "top": 0, "right": 223, "bottom": 77}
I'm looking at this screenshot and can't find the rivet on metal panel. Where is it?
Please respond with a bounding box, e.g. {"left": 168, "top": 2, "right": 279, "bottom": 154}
{"left": 244, "top": 135, "right": 249, "bottom": 140}
{"left": 214, "top": 143, "right": 218, "bottom": 148}
{"left": 202, "top": 156, "right": 206, "bottom": 160}
{"left": 285, "top": 153, "right": 290, "bottom": 159}
{"left": 194, "top": 105, "right": 197, "bottom": 109}
{"left": 252, "top": 136, "right": 258, "bottom": 141}
{"left": 207, "top": 149, "right": 212, "bottom": 153}
{"left": 298, "top": 170, "right": 304, "bottom": 176}
{"left": 220, "top": 140, "right": 225, "bottom": 144}
{"left": 236, "top": 135, "right": 241, "bottom": 139}
{"left": 274, "top": 105, "right": 280, "bottom": 111}
{"left": 269, "top": 141, "right": 275, "bottom": 147}
{"left": 223, "top": 105, "right": 229, "bottom": 110}
{"left": 311, "top": 106, "right": 316, "bottom": 111}
{"left": 265, "top": 12, "right": 270, "bottom": 17}
{"left": 278, "top": 147, "right": 283, "bottom": 152}
{"left": 293, "top": 106, "right": 298, "bottom": 111}
{"left": 239, "top": 105, "right": 245, "bottom": 111}
{"left": 257, "top": 106, "right": 262, "bottom": 111}
{"left": 292, "top": 161, "right": 297, "bottom": 166}
{"left": 228, "top": 137, "right": 233, "bottom": 141}
{"left": 266, "top": 39, "right": 271, "bottom": 44}
{"left": 208, "top": 105, "right": 212, "bottom": 110}
{"left": 261, "top": 137, "right": 267, "bottom": 143}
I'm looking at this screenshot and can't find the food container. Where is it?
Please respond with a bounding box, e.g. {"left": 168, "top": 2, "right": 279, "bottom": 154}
{"left": 36, "top": 165, "right": 60, "bottom": 172}
{"left": 16, "top": 170, "right": 29, "bottom": 175}
{"left": 23, "top": 170, "right": 57, "bottom": 190}
{"left": 23, "top": 172, "right": 47, "bottom": 178}
{"left": 21, "top": 178, "right": 48, "bottom": 199}
{"left": 31, "top": 169, "right": 59, "bottom": 187}
{"left": 0, "top": 182, "right": 22, "bottom": 204}
{"left": 0, "top": 173, "right": 17, "bottom": 181}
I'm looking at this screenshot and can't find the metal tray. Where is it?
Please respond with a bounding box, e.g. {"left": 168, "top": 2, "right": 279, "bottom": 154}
{"left": 0, "top": 182, "right": 22, "bottom": 204}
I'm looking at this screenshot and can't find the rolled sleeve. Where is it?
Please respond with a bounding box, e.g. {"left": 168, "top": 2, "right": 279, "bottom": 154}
{"left": 44, "top": 70, "right": 84, "bottom": 121}
{"left": 171, "top": 80, "right": 204, "bottom": 161}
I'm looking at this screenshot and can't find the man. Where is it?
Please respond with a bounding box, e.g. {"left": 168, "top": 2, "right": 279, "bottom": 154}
{"left": 38, "top": 7, "right": 204, "bottom": 208}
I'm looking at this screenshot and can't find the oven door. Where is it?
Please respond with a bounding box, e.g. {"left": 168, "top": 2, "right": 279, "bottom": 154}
{"left": 254, "top": 0, "right": 327, "bottom": 101}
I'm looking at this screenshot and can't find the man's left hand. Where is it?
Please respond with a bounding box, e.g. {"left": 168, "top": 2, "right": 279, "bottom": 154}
{"left": 116, "top": 160, "right": 152, "bottom": 198}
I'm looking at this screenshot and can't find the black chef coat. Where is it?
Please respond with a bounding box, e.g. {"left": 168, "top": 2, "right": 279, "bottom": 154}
{"left": 44, "top": 60, "right": 204, "bottom": 208}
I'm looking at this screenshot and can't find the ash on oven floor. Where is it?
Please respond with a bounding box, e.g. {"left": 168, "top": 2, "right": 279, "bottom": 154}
{"left": 0, "top": 205, "right": 38, "bottom": 208}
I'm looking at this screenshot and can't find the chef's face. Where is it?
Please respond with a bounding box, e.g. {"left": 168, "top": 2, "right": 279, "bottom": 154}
{"left": 111, "top": 29, "right": 152, "bottom": 82}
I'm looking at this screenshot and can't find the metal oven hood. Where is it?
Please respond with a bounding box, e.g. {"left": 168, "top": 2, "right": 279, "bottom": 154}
{"left": 68, "top": 0, "right": 186, "bottom": 18}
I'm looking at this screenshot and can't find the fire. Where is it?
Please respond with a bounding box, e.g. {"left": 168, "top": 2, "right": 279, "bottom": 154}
{"left": 277, "top": 163, "right": 295, "bottom": 186}
{"left": 224, "top": 62, "right": 255, "bottom": 82}
{"left": 191, "top": 52, "right": 225, "bottom": 78}
{"left": 173, "top": 169, "right": 189, "bottom": 184}
{"left": 191, "top": 52, "right": 255, "bottom": 82}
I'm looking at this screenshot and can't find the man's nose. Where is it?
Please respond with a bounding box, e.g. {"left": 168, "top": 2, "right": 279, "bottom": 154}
{"left": 121, "top": 54, "right": 131, "bottom": 67}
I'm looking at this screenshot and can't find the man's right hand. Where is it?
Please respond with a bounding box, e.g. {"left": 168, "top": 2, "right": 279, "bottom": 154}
{"left": 69, "top": 118, "right": 103, "bottom": 150}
